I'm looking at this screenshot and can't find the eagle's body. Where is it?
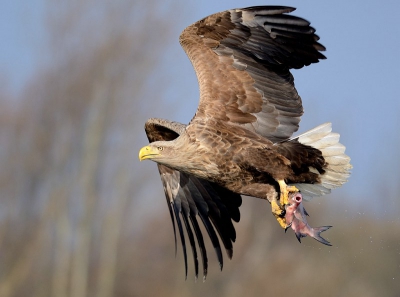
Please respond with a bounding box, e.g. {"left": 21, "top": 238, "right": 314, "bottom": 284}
{"left": 155, "top": 118, "right": 325, "bottom": 197}
{"left": 139, "top": 6, "right": 352, "bottom": 279}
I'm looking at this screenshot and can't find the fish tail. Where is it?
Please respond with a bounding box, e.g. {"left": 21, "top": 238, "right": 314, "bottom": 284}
{"left": 310, "top": 226, "right": 332, "bottom": 246}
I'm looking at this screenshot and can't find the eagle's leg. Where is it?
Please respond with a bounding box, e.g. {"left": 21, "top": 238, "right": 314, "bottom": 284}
{"left": 271, "top": 197, "right": 287, "bottom": 228}
{"left": 276, "top": 180, "right": 299, "bottom": 228}
{"left": 278, "top": 180, "right": 299, "bottom": 206}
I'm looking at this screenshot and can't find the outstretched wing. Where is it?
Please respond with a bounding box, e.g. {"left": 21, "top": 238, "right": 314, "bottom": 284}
{"left": 180, "top": 6, "right": 326, "bottom": 142}
{"left": 145, "top": 118, "right": 242, "bottom": 280}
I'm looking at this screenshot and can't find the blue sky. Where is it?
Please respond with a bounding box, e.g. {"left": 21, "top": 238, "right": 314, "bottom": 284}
{"left": 3, "top": 0, "right": 400, "bottom": 215}
{"left": 0, "top": 1, "right": 45, "bottom": 95}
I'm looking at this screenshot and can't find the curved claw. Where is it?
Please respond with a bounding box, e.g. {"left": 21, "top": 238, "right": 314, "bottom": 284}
{"left": 284, "top": 221, "right": 292, "bottom": 232}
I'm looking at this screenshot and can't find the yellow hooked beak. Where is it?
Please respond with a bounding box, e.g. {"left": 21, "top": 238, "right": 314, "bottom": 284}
{"left": 138, "top": 145, "right": 160, "bottom": 161}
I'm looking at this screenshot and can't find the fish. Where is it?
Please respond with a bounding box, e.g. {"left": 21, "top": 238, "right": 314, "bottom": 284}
{"left": 285, "top": 192, "right": 332, "bottom": 246}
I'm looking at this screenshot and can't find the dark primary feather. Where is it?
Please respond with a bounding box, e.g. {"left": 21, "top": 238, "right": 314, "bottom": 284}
{"left": 180, "top": 6, "right": 325, "bottom": 142}
{"left": 145, "top": 118, "right": 242, "bottom": 279}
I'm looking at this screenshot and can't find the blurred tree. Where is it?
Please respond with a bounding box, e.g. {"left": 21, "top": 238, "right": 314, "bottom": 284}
{"left": 0, "top": 0, "right": 184, "bottom": 296}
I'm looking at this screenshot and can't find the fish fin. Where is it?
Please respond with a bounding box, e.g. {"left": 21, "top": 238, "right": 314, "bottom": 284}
{"left": 295, "top": 232, "right": 302, "bottom": 243}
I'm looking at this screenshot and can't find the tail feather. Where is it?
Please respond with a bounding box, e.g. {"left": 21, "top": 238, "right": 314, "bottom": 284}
{"left": 321, "top": 144, "right": 346, "bottom": 156}
{"left": 291, "top": 123, "right": 352, "bottom": 200}
{"left": 292, "top": 123, "right": 331, "bottom": 143}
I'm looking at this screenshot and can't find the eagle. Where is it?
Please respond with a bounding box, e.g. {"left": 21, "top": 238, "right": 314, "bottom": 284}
{"left": 139, "top": 6, "right": 351, "bottom": 279}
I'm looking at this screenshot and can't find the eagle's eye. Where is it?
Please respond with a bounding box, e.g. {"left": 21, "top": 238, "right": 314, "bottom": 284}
{"left": 157, "top": 146, "right": 163, "bottom": 151}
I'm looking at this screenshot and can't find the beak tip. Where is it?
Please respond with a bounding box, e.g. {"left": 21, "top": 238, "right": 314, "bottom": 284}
{"left": 138, "top": 145, "right": 150, "bottom": 161}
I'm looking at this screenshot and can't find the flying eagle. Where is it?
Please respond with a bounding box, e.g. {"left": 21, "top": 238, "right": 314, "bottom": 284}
{"left": 139, "top": 6, "right": 351, "bottom": 279}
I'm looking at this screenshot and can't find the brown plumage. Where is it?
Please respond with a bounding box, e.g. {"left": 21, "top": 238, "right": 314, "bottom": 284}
{"left": 139, "top": 6, "right": 351, "bottom": 280}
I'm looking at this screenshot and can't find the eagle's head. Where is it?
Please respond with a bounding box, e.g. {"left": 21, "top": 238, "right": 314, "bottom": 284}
{"left": 138, "top": 141, "right": 174, "bottom": 162}
{"left": 139, "top": 138, "right": 209, "bottom": 177}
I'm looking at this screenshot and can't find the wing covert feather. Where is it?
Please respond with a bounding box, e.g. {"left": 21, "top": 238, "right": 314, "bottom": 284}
{"left": 179, "top": 6, "right": 325, "bottom": 141}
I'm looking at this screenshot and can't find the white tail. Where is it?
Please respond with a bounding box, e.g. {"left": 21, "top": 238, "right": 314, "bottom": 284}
{"left": 290, "top": 123, "right": 352, "bottom": 200}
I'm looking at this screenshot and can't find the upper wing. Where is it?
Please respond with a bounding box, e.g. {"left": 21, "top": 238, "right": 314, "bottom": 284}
{"left": 180, "top": 6, "right": 326, "bottom": 142}
{"left": 144, "top": 118, "right": 242, "bottom": 280}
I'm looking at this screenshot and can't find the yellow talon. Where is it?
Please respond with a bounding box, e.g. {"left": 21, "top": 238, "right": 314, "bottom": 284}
{"left": 271, "top": 197, "right": 287, "bottom": 229}
{"left": 278, "top": 180, "right": 299, "bottom": 208}
{"left": 269, "top": 180, "right": 299, "bottom": 229}
{"left": 268, "top": 181, "right": 299, "bottom": 229}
